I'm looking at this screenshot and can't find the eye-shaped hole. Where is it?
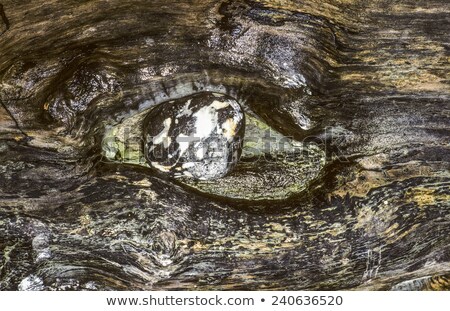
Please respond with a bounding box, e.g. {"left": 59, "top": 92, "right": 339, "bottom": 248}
{"left": 101, "top": 91, "right": 325, "bottom": 201}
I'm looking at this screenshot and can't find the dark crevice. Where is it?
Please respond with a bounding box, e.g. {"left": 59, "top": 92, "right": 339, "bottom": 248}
{"left": 0, "top": 3, "right": 10, "bottom": 35}
{"left": 0, "top": 98, "right": 30, "bottom": 139}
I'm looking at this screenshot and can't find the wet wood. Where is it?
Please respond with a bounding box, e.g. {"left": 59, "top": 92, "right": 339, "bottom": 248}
{"left": 0, "top": 0, "right": 449, "bottom": 290}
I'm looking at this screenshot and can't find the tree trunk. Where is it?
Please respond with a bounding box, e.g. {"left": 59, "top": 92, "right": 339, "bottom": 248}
{"left": 0, "top": 0, "right": 449, "bottom": 290}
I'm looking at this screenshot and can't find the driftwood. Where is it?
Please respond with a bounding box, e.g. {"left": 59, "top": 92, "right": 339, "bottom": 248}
{"left": 0, "top": 0, "right": 449, "bottom": 290}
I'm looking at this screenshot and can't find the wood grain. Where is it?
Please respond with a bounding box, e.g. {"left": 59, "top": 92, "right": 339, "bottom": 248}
{"left": 0, "top": 0, "right": 449, "bottom": 290}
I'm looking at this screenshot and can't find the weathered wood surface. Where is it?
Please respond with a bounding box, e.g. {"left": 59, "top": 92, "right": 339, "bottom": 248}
{"left": 0, "top": 0, "right": 449, "bottom": 290}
